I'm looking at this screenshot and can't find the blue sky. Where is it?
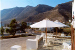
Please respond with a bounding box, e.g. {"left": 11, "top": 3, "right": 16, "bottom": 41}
{"left": 0, "top": 0, "right": 72, "bottom": 10}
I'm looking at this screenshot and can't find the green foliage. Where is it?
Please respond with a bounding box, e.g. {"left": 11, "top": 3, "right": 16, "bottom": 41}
{"left": 6, "top": 19, "right": 17, "bottom": 36}
{"left": 21, "top": 34, "right": 27, "bottom": 37}
{"left": 20, "top": 22, "right": 27, "bottom": 31}
{"left": 5, "top": 28, "right": 9, "bottom": 33}
{"left": 47, "top": 30, "right": 50, "bottom": 33}
{"left": 63, "top": 28, "right": 71, "bottom": 34}
{"left": 1, "top": 26, "right": 4, "bottom": 37}
{"left": 53, "top": 28, "right": 59, "bottom": 32}
{"left": 60, "top": 28, "right": 71, "bottom": 36}
{"left": 6, "top": 28, "right": 16, "bottom": 36}
{"left": 65, "top": 23, "right": 71, "bottom": 27}
{"left": 27, "top": 26, "right": 31, "bottom": 29}
{"left": 53, "top": 28, "right": 63, "bottom": 33}
{"left": 9, "top": 19, "right": 17, "bottom": 28}
{"left": 9, "top": 28, "right": 16, "bottom": 36}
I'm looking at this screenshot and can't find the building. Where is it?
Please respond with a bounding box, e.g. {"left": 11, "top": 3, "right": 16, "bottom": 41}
{"left": 72, "top": 0, "right": 75, "bottom": 21}
{"left": 72, "top": 0, "right": 75, "bottom": 50}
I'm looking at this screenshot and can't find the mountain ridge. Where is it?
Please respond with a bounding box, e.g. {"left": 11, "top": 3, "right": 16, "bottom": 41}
{"left": 1, "top": 1, "right": 72, "bottom": 24}
{"left": 23, "top": 1, "right": 72, "bottom": 22}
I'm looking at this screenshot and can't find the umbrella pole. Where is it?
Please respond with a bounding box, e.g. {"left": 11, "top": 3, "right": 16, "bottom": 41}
{"left": 71, "top": 21, "right": 75, "bottom": 50}
{"left": 74, "top": 30, "right": 75, "bottom": 50}
{"left": 73, "top": 21, "right": 75, "bottom": 50}
{"left": 46, "top": 28, "right": 47, "bottom": 43}
{"left": 71, "top": 25, "right": 73, "bottom": 50}
{"left": 56, "top": 27, "right": 57, "bottom": 38}
{"left": 73, "top": 28, "right": 74, "bottom": 50}
{"left": 73, "top": 27, "right": 75, "bottom": 50}
{"left": 71, "top": 25, "right": 75, "bottom": 50}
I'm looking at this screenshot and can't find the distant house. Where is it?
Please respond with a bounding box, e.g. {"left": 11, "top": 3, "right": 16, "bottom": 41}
{"left": 3, "top": 27, "right": 10, "bottom": 29}
{"left": 1, "top": 22, "right": 9, "bottom": 27}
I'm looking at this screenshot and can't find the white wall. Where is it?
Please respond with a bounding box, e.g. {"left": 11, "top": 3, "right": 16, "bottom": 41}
{"left": 72, "top": 0, "right": 75, "bottom": 21}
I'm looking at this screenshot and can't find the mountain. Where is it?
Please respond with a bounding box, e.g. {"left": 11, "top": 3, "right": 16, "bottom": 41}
{"left": 1, "top": 1, "right": 72, "bottom": 24}
{"left": 16, "top": 4, "right": 54, "bottom": 21}
{"left": 24, "top": 1, "right": 72, "bottom": 22}
{"left": 1, "top": 8, "right": 13, "bottom": 19}
{"left": 1, "top": 4, "right": 54, "bottom": 23}
{"left": 1, "top": 7, "right": 25, "bottom": 21}
{"left": 15, "top": 6, "right": 33, "bottom": 18}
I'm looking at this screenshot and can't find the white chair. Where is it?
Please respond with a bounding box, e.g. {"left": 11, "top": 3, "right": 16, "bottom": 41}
{"left": 68, "top": 45, "right": 71, "bottom": 50}
{"left": 41, "top": 33, "right": 45, "bottom": 37}
{"left": 11, "top": 45, "right": 21, "bottom": 50}
{"left": 63, "top": 42, "right": 71, "bottom": 50}
{"left": 63, "top": 42, "right": 69, "bottom": 49}
{"left": 43, "top": 35, "right": 46, "bottom": 42}
{"left": 36, "top": 35, "right": 40, "bottom": 40}
{"left": 26, "top": 39, "right": 38, "bottom": 50}
{"left": 61, "top": 33, "right": 65, "bottom": 37}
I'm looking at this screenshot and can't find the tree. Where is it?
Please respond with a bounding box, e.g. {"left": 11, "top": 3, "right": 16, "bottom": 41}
{"left": 6, "top": 28, "right": 16, "bottom": 36}
{"left": 6, "top": 19, "right": 17, "bottom": 36}
{"left": 1, "top": 26, "right": 4, "bottom": 37}
{"left": 5, "top": 28, "right": 9, "bottom": 33}
{"left": 9, "top": 19, "right": 17, "bottom": 28}
{"left": 20, "top": 22, "right": 27, "bottom": 32}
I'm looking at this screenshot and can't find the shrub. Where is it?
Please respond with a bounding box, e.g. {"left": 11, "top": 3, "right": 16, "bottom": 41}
{"left": 47, "top": 30, "right": 50, "bottom": 33}
{"left": 28, "top": 34, "right": 35, "bottom": 36}
{"left": 62, "top": 28, "right": 71, "bottom": 36}
{"left": 58, "top": 29, "right": 63, "bottom": 33}
{"left": 21, "top": 34, "right": 27, "bottom": 37}
{"left": 63, "top": 28, "right": 71, "bottom": 33}
{"left": 1, "top": 26, "right": 4, "bottom": 37}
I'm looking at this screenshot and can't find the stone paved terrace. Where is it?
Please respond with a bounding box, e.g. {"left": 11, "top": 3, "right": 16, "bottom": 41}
{"left": 0, "top": 35, "right": 71, "bottom": 50}
{"left": 38, "top": 38, "right": 71, "bottom": 50}
{"left": 0, "top": 36, "right": 36, "bottom": 50}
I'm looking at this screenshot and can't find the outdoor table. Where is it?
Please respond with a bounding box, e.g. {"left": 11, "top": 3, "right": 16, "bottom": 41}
{"left": 26, "top": 39, "right": 38, "bottom": 50}
{"left": 52, "top": 35, "right": 59, "bottom": 36}
{"left": 58, "top": 36, "right": 71, "bottom": 38}
{"left": 52, "top": 35, "right": 59, "bottom": 37}
{"left": 47, "top": 37, "right": 53, "bottom": 38}
{"left": 11, "top": 45, "right": 21, "bottom": 50}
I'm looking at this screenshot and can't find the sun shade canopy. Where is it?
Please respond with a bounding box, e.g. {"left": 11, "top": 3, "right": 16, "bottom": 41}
{"left": 30, "top": 19, "right": 67, "bottom": 28}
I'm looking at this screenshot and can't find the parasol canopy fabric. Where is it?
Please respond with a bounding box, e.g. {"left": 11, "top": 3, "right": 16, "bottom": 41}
{"left": 30, "top": 19, "right": 66, "bottom": 28}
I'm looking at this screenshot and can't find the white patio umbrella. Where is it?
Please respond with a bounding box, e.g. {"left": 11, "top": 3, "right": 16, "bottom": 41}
{"left": 30, "top": 19, "right": 65, "bottom": 28}
{"left": 54, "top": 20, "right": 68, "bottom": 27}
{"left": 54, "top": 20, "right": 68, "bottom": 37}
{"left": 30, "top": 18, "right": 66, "bottom": 43}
